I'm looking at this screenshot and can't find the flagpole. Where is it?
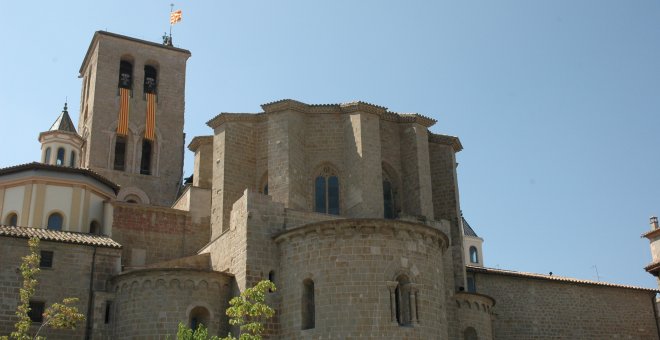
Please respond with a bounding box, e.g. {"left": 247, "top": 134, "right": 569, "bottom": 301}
{"left": 169, "top": 3, "right": 174, "bottom": 43}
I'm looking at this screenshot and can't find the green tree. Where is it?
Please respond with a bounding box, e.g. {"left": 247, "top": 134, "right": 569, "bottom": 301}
{"left": 221, "top": 280, "right": 276, "bottom": 340}
{"left": 1, "top": 238, "right": 85, "bottom": 340}
{"left": 175, "top": 280, "right": 276, "bottom": 340}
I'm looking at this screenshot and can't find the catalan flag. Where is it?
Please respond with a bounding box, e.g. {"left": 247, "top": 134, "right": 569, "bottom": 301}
{"left": 145, "top": 93, "right": 157, "bottom": 141}
{"left": 170, "top": 10, "right": 182, "bottom": 25}
{"left": 117, "top": 88, "right": 130, "bottom": 136}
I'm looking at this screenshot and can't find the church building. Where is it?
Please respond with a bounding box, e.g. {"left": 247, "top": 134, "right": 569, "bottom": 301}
{"left": 0, "top": 31, "right": 658, "bottom": 339}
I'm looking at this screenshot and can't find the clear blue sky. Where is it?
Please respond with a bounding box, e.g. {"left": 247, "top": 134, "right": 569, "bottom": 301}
{"left": 2, "top": 1, "right": 659, "bottom": 289}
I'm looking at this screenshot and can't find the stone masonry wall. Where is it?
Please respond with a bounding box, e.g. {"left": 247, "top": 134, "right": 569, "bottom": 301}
{"left": 473, "top": 270, "right": 660, "bottom": 339}
{"left": 112, "top": 202, "right": 207, "bottom": 269}
{"left": 0, "top": 237, "right": 120, "bottom": 339}
{"left": 81, "top": 33, "right": 190, "bottom": 207}
{"left": 429, "top": 141, "right": 466, "bottom": 291}
{"left": 275, "top": 219, "right": 450, "bottom": 339}
{"left": 111, "top": 269, "right": 232, "bottom": 338}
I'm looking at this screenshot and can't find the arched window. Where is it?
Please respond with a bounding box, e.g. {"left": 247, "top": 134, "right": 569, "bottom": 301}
{"left": 144, "top": 65, "right": 158, "bottom": 94}
{"left": 56, "top": 148, "right": 65, "bottom": 166}
{"left": 189, "top": 306, "right": 210, "bottom": 331}
{"left": 395, "top": 275, "right": 411, "bottom": 326}
{"left": 314, "top": 166, "right": 339, "bottom": 215}
{"left": 268, "top": 270, "right": 275, "bottom": 292}
{"left": 140, "top": 139, "right": 153, "bottom": 175}
{"left": 47, "top": 212, "right": 63, "bottom": 231}
{"left": 114, "top": 136, "right": 127, "bottom": 171}
{"left": 43, "top": 147, "right": 51, "bottom": 164}
{"left": 69, "top": 151, "right": 76, "bottom": 167}
{"left": 302, "top": 279, "right": 315, "bottom": 330}
{"left": 90, "top": 221, "right": 100, "bottom": 234}
{"left": 469, "top": 246, "right": 479, "bottom": 264}
{"left": 259, "top": 172, "right": 269, "bottom": 195}
{"left": 382, "top": 164, "right": 400, "bottom": 219}
{"left": 6, "top": 213, "right": 18, "bottom": 226}
{"left": 383, "top": 179, "right": 395, "bottom": 219}
{"left": 118, "top": 60, "right": 133, "bottom": 89}
{"left": 463, "top": 327, "right": 478, "bottom": 340}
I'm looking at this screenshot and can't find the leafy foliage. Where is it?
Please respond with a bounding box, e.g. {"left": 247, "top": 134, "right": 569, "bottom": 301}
{"left": 174, "top": 280, "right": 276, "bottom": 340}
{"left": 1, "top": 238, "right": 85, "bottom": 340}
{"left": 221, "top": 280, "right": 276, "bottom": 340}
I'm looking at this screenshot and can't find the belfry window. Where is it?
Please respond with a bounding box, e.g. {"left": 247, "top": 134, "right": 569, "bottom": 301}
{"left": 47, "top": 212, "right": 63, "bottom": 231}
{"left": 55, "top": 148, "right": 65, "bottom": 166}
{"left": 69, "top": 151, "right": 76, "bottom": 167}
{"left": 302, "top": 279, "right": 315, "bottom": 330}
{"left": 90, "top": 221, "right": 100, "bottom": 235}
{"left": 43, "top": 147, "right": 51, "bottom": 164}
{"left": 144, "top": 65, "right": 158, "bottom": 94}
{"left": 114, "top": 136, "right": 127, "bottom": 171}
{"left": 118, "top": 60, "right": 133, "bottom": 89}
{"left": 314, "top": 166, "right": 339, "bottom": 215}
{"left": 140, "top": 139, "right": 153, "bottom": 175}
{"left": 395, "top": 275, "right": 411, "bottom": 326}
{"left": 469, "top": 246, "right": 479, "bottom": 264}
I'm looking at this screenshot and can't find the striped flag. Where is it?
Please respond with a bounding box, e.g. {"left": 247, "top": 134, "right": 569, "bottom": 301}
{"left": 145, "top": 93, "right": 157, "bottom": 141}
{"left": 117, "top": 88, "right": 130, "bottom": 136}
{"left": 170, "top": 10, "right": 182, "bottom": 25}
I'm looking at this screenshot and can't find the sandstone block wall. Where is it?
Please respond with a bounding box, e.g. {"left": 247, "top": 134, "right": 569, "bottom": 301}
{"left": 454, "top": 292, "right": 494, "bottom": 340}
{"left": 79, "top": 32, "right": 190, "bottom": 206}
{"left": 111, "top": 269, "right": 232, "bottom": 338}
{"left": 472, "top": 269, "right": 660, "bottom": 339}
{"left": 0, "top": 237, "right": 120, "bottom": 339}
{"left": 112, "top": 202, "right": 208, "bottom": 269}
{"left": 274, "top": 219, "right": 450, "bottom": 339}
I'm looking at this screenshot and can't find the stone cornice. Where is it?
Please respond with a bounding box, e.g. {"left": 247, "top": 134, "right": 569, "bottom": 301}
{"left": 642, "top": 228, "right": 660, "bottom": 240}
{"left": 428, "top": 132, "right": 463, "bottom": 152}
{"left": 38, "top": 130, "right": 84, "bottom": 144}
{"left": 187, "top": 135, "right": 213, "bottom": 152}
{"left": 206, "top": 113, "right": 266, "bottom": 129}
{"left": 207, "top": 99, "right": 442, "bottom": 129}
{"left": 273, "top": 218, "right": 449, "bottom": 250}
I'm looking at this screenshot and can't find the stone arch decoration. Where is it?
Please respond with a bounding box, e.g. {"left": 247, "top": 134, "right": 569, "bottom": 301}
{"left": 117, "top": 186, "right": 150, "bottom": 205}
{"left": 385, "top": 266, "right": 420, "bottom": 326}
{"left": 186, "top": 302, "right": 214, "bottom": 330}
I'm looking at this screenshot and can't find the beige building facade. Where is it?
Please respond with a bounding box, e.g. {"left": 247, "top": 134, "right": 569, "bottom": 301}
{"left": 0, "top": 30, "right": 659, "bottom": 339}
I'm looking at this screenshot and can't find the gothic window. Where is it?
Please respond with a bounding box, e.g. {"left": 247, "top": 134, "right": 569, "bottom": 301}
{"left": 56, "top": 148, "right": 65, "bottom": 166}
{"left": 47, "top": 212, "right": 63, "bottom": 231}
{"left": 118, "top": 60, "right": 133, "bottom": 89}
{"left": 302, "top": 279, "right": 315, "bottom": 330}
{"left": 6, "top": 212, "right": 18, "bottom": 226}
{"left": 469, "top": 246, "right": 479, "bottom": 264}
{"left": 69, "top": 151, "right": 76, "bottom": 167}
{"left": 104, "top": 301, "right": 113, "bottom": 324}
{"left": 43, "top": 147, "right": 51, "bottom": 164}
{"left": 268, "top": 270, "right": 275, "bottom": 292}
{"left": 383, "top": 179, "right": 395, "bottom": 219}
{"left": 259, "top": 172, "right": 268, "bottom": 195}
{"left": 189, "top": 306, "right": 210, "bottom": 331}
{"left": 144, "top": 65, "right": 158, "bottom": 94}
{"left": 114, "top": 136, "right": 127, "bottom": 171}
{"left": 463, "top": 327, "right": 478, "bottom": 340}
{"left": 314, "top": 166, "right": 339, "bottom": 215}
{"left": 382, "top": 164, "right": 400, "bottom": 219}
{"left": 140, "top": 139, "right": 153, "bottom": 175}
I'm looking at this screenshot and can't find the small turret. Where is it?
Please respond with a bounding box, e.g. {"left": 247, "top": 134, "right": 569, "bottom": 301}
{"left": 38, "top": 102, "right": 84, "bottom": 167}
{"left": 642, "top": 216, "right": 660, "bottom": 278}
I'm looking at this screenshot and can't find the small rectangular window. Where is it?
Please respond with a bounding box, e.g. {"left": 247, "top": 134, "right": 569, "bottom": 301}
{"left": 114, "top": 137, "right": 127, "bottom": 171}
{"left": 28, "top": 301, "right": 45, "bottom": 323}
{"left": 40, "top": 251, "right": 54, "bottom": 268}
{"left": 105, "top": 301, "right": 112, "bottom": 324}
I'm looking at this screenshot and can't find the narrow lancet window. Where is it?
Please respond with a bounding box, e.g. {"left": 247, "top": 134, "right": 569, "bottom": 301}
{"left": 114, "top": 136, "right": 127, "bottom": 171}
{"left": 302, "top": 279, "right": 315, "bottom": 330}
{"left": 69, "top": 151, "right": 76, "bottom": 167}
{"left": 314, "top": 166, "right": 340, "bottom": 215}
{"left": 43, "top": 147, "right": 51, "bottom": 164}
{"left": 469, "top": 246, "right": 479, "bottom": 264}
{"left": 140, "top": 139, "right": 153, "bottom": 175}
{"left": 56, "top": 148, "right": 65, "bottom": 166}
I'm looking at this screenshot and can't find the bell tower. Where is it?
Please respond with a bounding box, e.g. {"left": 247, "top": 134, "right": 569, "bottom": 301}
{"left": 77, "top": 31, "right": 191, "bottom": 206}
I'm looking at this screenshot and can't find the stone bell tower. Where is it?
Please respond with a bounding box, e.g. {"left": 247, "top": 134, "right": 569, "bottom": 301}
{"left": 76, "top": 31, "right": 191, "bottom": 206}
